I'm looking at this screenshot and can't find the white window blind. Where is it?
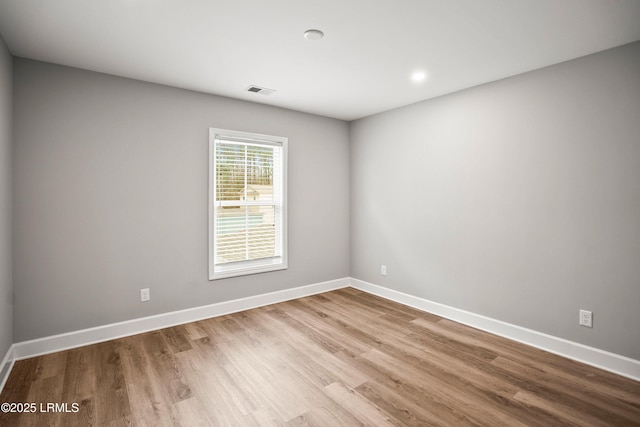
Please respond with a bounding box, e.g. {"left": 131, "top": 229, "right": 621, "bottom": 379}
{"left": 209, "top": 128, "right": 287, "bottom": 280}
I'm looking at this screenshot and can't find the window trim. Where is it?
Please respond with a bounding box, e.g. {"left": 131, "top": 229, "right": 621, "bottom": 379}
{"left": 208, "top": 127, "right": 288, "bottom": 280}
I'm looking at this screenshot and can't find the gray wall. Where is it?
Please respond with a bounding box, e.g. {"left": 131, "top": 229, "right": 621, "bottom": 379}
{"left": 350, "top": 41, "right": 640, "bottom": 360}
{"left": 13, "top": 59, "right": 350, "bottom": 341}
{"left": 0, "top": 36, "right": 12, "bottom": 359}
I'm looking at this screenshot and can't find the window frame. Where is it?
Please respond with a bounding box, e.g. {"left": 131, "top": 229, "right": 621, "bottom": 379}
{"left": 208, "top": 127, "right": 288, "bottom": 280}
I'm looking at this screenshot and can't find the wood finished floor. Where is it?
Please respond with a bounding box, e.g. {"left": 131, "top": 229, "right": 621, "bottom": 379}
{"left": 1, "top": 288, "right": 639, "bottom": 426}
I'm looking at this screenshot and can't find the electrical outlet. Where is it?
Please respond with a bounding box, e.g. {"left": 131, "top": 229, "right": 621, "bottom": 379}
{"left": 381, "top": 265, "right": 387, "bottom": 276}
{"left": 579, "top": 309, "right": 592, "bottom": 328}
{"left": 141, "top": 288, "right": 150, "bottom": 302}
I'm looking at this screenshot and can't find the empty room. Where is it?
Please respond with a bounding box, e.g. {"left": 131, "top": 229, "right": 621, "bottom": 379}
{"left": 1, "top": 0, "right": 640, "bottom": 425}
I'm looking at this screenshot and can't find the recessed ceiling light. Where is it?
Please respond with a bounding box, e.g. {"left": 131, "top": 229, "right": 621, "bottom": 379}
{"left": 411, "top": 71, "right": 427, "bottom": 82}
{"left": 304, "top": 29, "right": 324, "bottom": 41}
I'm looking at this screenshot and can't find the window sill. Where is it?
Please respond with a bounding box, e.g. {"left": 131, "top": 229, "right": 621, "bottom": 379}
{"left": 209, "top": 258, "right": 287, "bottom": 280}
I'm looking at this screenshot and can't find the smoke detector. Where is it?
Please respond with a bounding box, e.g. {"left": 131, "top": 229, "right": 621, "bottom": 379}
{"left": 245, "top": 85, "right": 277, "bottom": 96}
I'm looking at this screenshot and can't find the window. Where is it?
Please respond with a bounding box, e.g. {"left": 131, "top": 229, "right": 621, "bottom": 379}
{"left": 209, "top": 128, "right": 287, "bottom": 280}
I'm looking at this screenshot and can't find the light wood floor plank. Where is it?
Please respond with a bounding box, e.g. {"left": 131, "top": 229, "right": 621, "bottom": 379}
{"left": 323, "top": 381, "right": 398, "bottom": 426}
{"left": 116, "top": 335, "right": 178, "bottom": 426}
{"left": 1, "top": 288, "right": 639, "bottom": 426}
{"left": 93, "top": 341, "right": 131, "bottom": 425}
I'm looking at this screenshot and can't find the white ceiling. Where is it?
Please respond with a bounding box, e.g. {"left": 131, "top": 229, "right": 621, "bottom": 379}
{"left": 1, "top": 0, "right": 639, "bottom": 121}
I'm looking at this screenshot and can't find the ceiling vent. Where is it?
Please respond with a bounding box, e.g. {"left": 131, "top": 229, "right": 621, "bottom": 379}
{"left": 245, "top": 85, "right": 277, "bottom": 96}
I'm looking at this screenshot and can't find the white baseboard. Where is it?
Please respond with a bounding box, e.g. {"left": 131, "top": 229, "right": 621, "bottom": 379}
{"left": 3, "top": 275, "right": 638, "bottom": 395}
{"left": 11, "top": 277, "right": 350, "bottom": 361}
{"left": 0, "top": 344, "right": 15, "bottom": 393}
{"left": 350, "top": 278, "right": 640, "bottom": 382}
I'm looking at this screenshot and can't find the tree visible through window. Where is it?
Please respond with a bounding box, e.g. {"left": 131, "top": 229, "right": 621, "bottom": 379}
{"left": 209, "top": 128, "right": 287, "bottom": 280}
